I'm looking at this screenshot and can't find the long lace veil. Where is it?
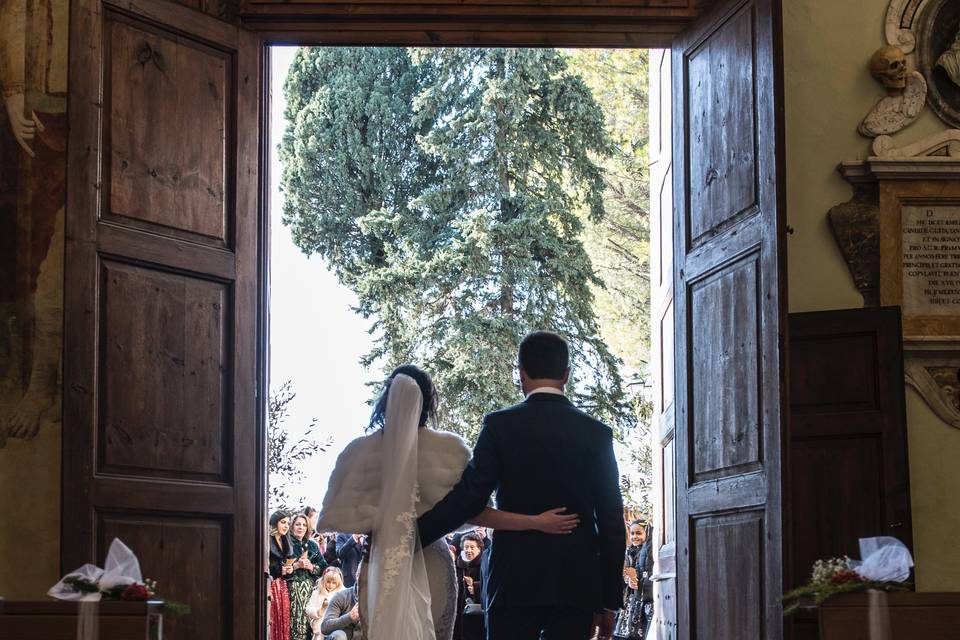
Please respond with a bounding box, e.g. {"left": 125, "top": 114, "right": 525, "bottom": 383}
{"left": 365, "top": 373, "right": 436, "bottom": 640}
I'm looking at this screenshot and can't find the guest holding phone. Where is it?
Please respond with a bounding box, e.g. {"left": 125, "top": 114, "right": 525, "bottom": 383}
{"left": 269, "top": 511, "right": 296, "bottom": 640}
{"left": 289, "top": 514, "right": 326, "bottom": 640}
{"left": 613, "top": 521, "right": 654, "bottom": 640}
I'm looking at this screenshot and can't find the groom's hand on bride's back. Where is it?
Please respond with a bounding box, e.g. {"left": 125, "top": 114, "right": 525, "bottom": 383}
{"left": 533, "top": 507, "right": 580, "bottom": 534}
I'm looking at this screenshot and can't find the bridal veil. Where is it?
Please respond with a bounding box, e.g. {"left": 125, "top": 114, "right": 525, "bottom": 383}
{"left": 365, "top": 373, "right": 437, "bottom": 640}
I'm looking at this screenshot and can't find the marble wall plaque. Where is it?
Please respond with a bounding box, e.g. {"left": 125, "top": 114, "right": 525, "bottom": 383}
{"left": 901, "top": 204, "right": 960, "bottom": 316}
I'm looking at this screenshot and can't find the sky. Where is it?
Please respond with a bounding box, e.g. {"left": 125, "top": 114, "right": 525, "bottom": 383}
{"left": 268, "top": 46, "right": 647, "bottom": 509}
{"left": 268, "top": 46, "right": 371, "bottom": 507}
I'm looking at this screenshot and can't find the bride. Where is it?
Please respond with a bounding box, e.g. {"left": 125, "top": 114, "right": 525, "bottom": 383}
{"left": 315, "top": 365, "right": 579, "bottom": 640}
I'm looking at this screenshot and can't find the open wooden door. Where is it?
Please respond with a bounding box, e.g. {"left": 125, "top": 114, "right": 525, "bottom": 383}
{"left": 649, "top": 45, "right": 677, "bottom": 640}
{"left": 667, "top": 0, "right": 787, "bottom": 638}
{"left": 63, "top": 0, "right": 265, "bottom": 638}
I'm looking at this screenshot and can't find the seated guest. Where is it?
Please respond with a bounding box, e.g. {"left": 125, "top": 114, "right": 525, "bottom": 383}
{"left": 320, "top": 582, "right": 362, "bottom": 640}
{"left": 335, "top": 533, "right": 365, "bottom": 588}
{"left": 454, "top": 533, "right": 485, "bottom": 640}
{"left": 305, "top": 567, "right": 344, "bottom": 640}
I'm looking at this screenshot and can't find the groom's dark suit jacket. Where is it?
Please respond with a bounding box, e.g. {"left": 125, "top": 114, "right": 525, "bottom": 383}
{"left": 418, "top": 392, "right": 626, "bottom": 613}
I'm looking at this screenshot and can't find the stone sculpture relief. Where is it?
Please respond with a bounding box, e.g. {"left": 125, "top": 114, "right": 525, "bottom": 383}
{"left": 872, "top": 128, "right": 960, "bottom": 157}
{"left": 885, "top": 0, "right": 932, "bottom": 54}
{"left": 938, "top": 27, "right": 960, "bottom": 87}
{"left": 905, "top": 349, "right": 960, "bottom": 430}
{"left": 860, "top": 46, "right": 927, "bottom": 137}
{"left": 916, "top": 0, "right": 960, "bottom": 128}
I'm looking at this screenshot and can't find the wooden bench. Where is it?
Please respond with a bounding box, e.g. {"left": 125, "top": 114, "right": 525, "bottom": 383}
{"left": 819, "top": 592, "right": 960, "bottom": 640}
{"left": 0, "top": 600, "right": 163, "bottom": 640}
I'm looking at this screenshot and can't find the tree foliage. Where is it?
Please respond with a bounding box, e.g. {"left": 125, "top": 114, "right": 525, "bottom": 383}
{"left": 281, "top": 48, "right": 636, "bottom": 443}
{"left": 566, "top": 49, "right": 653, "bottom": 514}
{"left": 268, "top": 381, "right": 330, "bottom": 511}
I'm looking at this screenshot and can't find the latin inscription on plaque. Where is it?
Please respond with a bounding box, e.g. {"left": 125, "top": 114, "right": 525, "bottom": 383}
{"left": 901, "top": 205, "right": 960, "bottom": 316}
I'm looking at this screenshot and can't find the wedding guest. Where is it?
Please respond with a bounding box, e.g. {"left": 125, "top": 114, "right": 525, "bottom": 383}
{"left": 269, "top": 510, "right": 296, "bottom": 640}
{"left": 321, "top": 532, "right": 341, "bottom": 568}
{"left": 454, "top": 533, "right": 485, "bottom": 640}
{"left": 320, "top": 582, "right": 363, "bottom": 640}
{"left": 613, "top": 521, "right": 654, "bottom": 640}
{"left": 289, "top": 514, "right": 326, "bottom": 640}
{"left": 304, "top": 506, "right": 319, "bottom": 539}
{"left": 305, "top": 566, "right": 344, "bottom": 640}
{"left": 335, "top": 532, "right": 365, "bottom": 588}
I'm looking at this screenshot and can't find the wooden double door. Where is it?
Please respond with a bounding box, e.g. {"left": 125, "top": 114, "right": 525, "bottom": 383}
{"left": 61, "top": 1, "right": 789, "bottom": 639}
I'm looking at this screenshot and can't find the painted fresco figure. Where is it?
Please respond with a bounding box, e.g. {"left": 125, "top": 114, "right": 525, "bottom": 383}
{"left": 0, "top": 0, "right": 67, "bottom": 447}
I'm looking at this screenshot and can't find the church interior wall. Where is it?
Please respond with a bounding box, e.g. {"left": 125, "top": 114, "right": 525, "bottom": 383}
{"left": 0, "top": 0, "right": 957, "bottom": 602}
{"left": 784, "top": 0, "right": 960, "bottom": 591}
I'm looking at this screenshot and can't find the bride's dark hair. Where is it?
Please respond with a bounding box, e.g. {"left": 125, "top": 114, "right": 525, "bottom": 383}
{"left": 368, "top": 364, "right": 438, "bottom": 431}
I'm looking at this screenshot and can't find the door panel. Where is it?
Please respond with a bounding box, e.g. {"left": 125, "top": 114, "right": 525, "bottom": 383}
{"left": 671, "top": 1, "right": 786, "bottom": 639}
{"left": 650, "top": 46, "right": 677, "bottom": 640}
{"left": 64, "top": 0, "right": 263, "bottom": 638}
{"left": 787, "top": 307, "right": 912, "bottom": 640}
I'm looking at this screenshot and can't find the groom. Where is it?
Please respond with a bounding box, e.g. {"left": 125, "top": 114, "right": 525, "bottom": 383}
{"left": 418, "top": 331, "right": 626, "bottom": 640}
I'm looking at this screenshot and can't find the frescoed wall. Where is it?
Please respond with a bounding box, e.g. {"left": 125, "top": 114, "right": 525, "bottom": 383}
{"left": 0, "top": 0, "right": 68, "bottom": 598}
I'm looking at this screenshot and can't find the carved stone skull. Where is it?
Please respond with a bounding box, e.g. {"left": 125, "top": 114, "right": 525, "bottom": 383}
{"left": 870, "top": 45, "right": 908, "bottom": 90}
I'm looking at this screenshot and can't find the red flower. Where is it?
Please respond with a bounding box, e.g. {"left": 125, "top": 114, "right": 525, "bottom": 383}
{"left": 120, "top": 583, "right": 151, "bottom": 601}
{"left": 830, "top": 569, "right": 863, "bottom": 585}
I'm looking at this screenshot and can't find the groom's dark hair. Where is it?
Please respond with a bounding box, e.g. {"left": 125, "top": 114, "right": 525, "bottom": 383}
{"left": 518, "top": 331, "right": 569, "bottom": 380}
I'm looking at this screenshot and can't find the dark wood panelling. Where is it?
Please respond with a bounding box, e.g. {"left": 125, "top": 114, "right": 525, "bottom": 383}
{"left": 819, "top": 593, "right": 960, "bottom": 640}
{"left": 106, "top": 14, "right": 231, "bottom": 245}
{"left": 787, "top": 307, "right": 913, "bottom": 640}
{"left": 692, "top": 511, "right": 763, "bottom": 640}
{"left": 686, "top": 3, "right": 757, "bottom": 246}
{"left": 790, "top": 333, "right": 878, "bottom": 412}
{"left": 790, "top": 436, "right": 883, "bottom": 582}
{"left": 98, "top": 260, "right": 229, "bottom": 481}
{"left": 64, "top": 0, "right": 263, "bottom": 637}
{"left": 240, "top": 0, "right": 707, "bottom": 48}
{"left": 97, "top": 513, "right": 227, "bottom": 640}
{"left": 690, "top": 255, "right": 761, "bottom": 481}
{"left": 673, "top": 1, "right": 786, "bottom": 638}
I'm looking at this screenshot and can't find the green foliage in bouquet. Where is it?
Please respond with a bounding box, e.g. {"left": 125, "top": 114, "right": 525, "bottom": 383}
{"left": 781, "top": 556, "right": 912, "bottom": 615}
{"left": 60, "top": 575, "right": 191, "bottom": 617}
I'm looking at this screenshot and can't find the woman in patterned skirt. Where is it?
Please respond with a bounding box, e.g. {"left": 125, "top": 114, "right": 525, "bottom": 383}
{"left": 269, "top": 511, "right": 295, "bottom": 640}
{"left": 288, "top": 513, "right": 326, "bottom": 640}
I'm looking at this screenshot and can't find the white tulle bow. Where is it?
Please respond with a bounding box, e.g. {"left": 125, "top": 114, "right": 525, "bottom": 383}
{"left": 48, "top": 538, "right": 144, "bottom": 601}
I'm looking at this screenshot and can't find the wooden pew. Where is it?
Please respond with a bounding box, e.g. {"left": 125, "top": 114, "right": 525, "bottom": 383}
{"left": 819, "top": 592, "right": 960, "bottom": 640}
{"left": 0, "top": 600, "right": 163, "bottom": 640}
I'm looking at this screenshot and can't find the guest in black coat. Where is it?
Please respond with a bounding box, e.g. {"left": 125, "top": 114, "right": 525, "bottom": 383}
{"left": 613, "top": 521, "right": 654, "bottom": 640}
{"left": 418, "top": 331, "right": 626, "bottom": 640}
{"left": 335, "top": 533, "right": 365, "bottom": 588}
{"left": 453, "top": 532, "right": 485, "bottom": 640}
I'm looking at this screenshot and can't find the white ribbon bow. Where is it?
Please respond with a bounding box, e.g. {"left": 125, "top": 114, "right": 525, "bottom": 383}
{"left": 48, "top": 538, "right": 144, "bottom": 601}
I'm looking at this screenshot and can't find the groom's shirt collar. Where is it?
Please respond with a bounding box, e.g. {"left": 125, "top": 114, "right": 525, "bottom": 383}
{"left": 525, "top": 386, "right": 565, "bottom": 399}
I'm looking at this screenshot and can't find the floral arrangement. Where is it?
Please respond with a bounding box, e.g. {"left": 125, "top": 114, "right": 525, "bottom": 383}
{"left": 781, "top": 555, "right": 912, "bottom": 615}
{"left": 58, "top": 574, "right": 190, "bottom": 616}
{"left": 64, "top": 574, "right": 191, "bottom": 617}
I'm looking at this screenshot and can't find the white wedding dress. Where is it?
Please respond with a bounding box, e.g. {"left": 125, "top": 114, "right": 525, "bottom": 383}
{"left": 315, "top": 374, "right": 473, "bottom": 640}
